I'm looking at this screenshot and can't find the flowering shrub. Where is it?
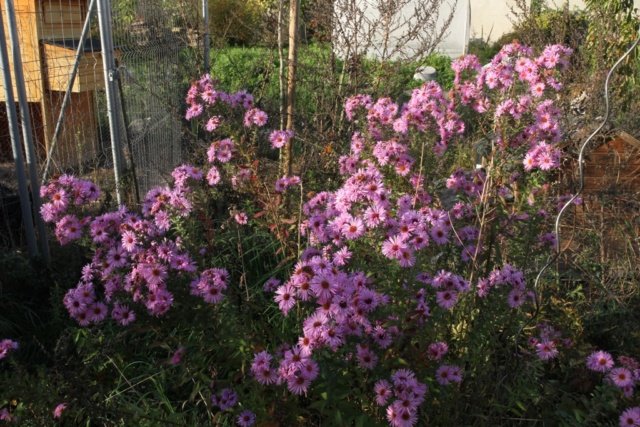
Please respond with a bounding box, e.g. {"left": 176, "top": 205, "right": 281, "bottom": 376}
{"left": 15, "top": 41, "right": 635, "bottom": 426}
{"left": 585, "top": 350, "right": 640, "bottom": 426}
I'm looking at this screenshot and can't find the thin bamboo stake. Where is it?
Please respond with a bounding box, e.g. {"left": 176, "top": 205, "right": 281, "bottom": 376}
{"left": 284, "top": 0, "right": 299, "bottom": 177}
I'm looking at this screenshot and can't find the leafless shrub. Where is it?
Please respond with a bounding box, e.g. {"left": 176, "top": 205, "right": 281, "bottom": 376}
{"left": 331, "top": 0, "right": 458, "bottom": 62}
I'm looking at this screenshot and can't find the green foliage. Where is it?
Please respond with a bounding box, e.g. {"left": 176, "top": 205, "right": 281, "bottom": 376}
{"left": 583, "top": 0, "right": 640, "bottom": 108}
{"left": 503, "top": 4, "right": 589, "bottom": 50}
{"left": 208, "top": 0, "right": 268, "bottom": 46}
{"left": 467, "top": 39, "right": 501, "bottom": 67}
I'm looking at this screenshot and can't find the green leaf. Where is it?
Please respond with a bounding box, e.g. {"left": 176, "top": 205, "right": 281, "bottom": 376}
{"left": 573, "top": 409, "right": 584, "bottom": 422}
{"left": 308, "top": 400, "right": 327, "bottom": 411}
{"left": 334, "top": 409, "right": 343, "bottom": 424}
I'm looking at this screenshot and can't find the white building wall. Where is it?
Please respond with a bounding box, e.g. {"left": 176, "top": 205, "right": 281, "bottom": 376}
{"left": 470, "top": 0, "right": 640, "bottom": 42}
{"left": 334, "top": 0, "right": 471, "bottom": 59}
{"left": 335, "top": 0, "right": 640, "bottom": 60}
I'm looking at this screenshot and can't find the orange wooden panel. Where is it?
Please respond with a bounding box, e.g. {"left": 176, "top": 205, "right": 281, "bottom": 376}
{"left": 43, "top": 43, "right": 103, "bottom": 92}
{"left": 38, "top": 0, "right": 86, "bottom": 40}
{"left": 0, "top": 0, "right": 44, "bottom": 102}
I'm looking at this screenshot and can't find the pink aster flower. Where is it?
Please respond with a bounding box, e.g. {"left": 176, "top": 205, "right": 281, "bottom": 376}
{"left": 508, "top": 289, "right": 525, "bottom": 308}
{"left": 620, "top": 407, "right": 640, "bottom": 427}
{"left": 381, "top": 235, "right": 408, "bottom": 260}
{"left": 430, "top": 225, "right": 449, "bottom": 245}
{"left": 237, "top": 410, "right": 256, "bottom": 427}
{"left": 586, "top": 350, "right": 615, "bottom": 373}
{"left": 0, "top": 408, "right": 14, "bottom": 422}
{"left": 611, "top": 367, "right": 634, "bottom": 388}
{"left": 275, "top": 284, "right": 296, "bottom": 315}
{"left": 523, "top": 153, "right": 535, "bottom": 171}
{"left": 53, "top": 403, "right": 67, "bottom": 419}
{"left": 530, "top": 81, "right": 545, "bottom": 98}
{"left": 206, "top": 166, "right": 221, "bottom": 185}
{"left": 185, "top": 103, "right": 203, "bottom": 120}
{"left": 88, "top": 302, "right": 109, "bottom": 323}
{"left": 341, "top": 217, "right": 365, "bottom": 240}
{"left": 254, "top": 366, "right": 277, "bottom": 385}
{"left": 171, "top": 346, "right": 185, "bottom": 365}
{"left": 0, "top": 339, "right": 19, "bottom": 359}
{"left": 245, "top": 108, "right": 268, "bottom": 127}
{"left": 216, "top": 149, "right": 232, "bottom": 163}
{"left": 121, "top": 230, "right": 138, "bottom": 252}
{"left": 398, "top": 248, "right": 416, "bottom": 268}
{"left": 436, "top": 365, "right": 462, "bottom": 385}
{"left": 275, "top": 178, "right": 288, "bottom": 193}
{"left": 111, "top": 303, "right": 136, "bottom": 326}
{"left": 269, "top": 130, "right": 294, "bottom": 149}
{"left": 287, "top": 374, "right": 311, "bottom": 395}
{"left": 535, "top": 340, "right": 559, "bottom": 360}
{"left": 374, "top": 380, "right": 392, "bottom": 406}
{"left": 205, "top": 115, "right": 221, "bottom": 132}
{"left": 234, "top": 212, "right": 248, "bottom": 225}
{"left": 263, "top": 278, "right": 280, "bottom": 292}
{"left": 435, "top": 365, "right": 454, "bottom": 385}
{"left": 436, "top": 290, "right": 458, "bottom": 309}
{"left": 356, "top": 346, "right": 378, "bottom": 370}
{"left": 427, "top": 342, "right": 449, "bottom": 361}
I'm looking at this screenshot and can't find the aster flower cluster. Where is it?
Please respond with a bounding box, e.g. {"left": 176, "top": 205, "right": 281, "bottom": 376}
{"left": 446, "top": 168, "right": 486, "bottom": 198}
{"left": 254, "top": 245, "right": 408, "bottom": 399}
{"left": 250, "top": 346, "right": 320, "bottom": 395}
{"left": 456, "top": 43, "right": 569, "bottom": 167}
{"left": 39, "top": 175, "right": 100, "bottom": 244}
{"left": 476, "top": 264, "right": 533, "bottom": 309}
{"left": 42, "top": 171, "right": 229, "bottom": 326}
{"left": 0, "top": 339, "right": 18, "bottom": 360}
{"left": 414, "top": 270, "right": 470, "bottom": 311}
{"left": 209, "top": 388, "right": 257, "bottom": 426}
{"left": 527, "top": 323, "right": 572, "bottom": 361}
{"left": 301, "top": 161, "right": 478, "bottom": 269}
{"left": 374, "top": 369, "right": 427, "bottom": 427}
{"left": 44, "top": 80, "right": 307, "bottom": 327}
{"left": 587, "top": 351, "right": 640, "bottom": 397}
{"left": 346, "top": 80, "right": 465, "bottom": 155}
{"left": 585, "top": 351, "right": 640, "bottom": 427}
{"left": 274, "top": 175, "right": 301, "bottom": 193}
{"left": 345, "top": 43, "right": 570, "bottom": 163}
{"left": 248, "top": 44, "right": 573, "bottom": 427}
{"left": 185, "top": 74, "right": 267, "bottom": 128}
{"left": 211, "top": 388, "right": 239, "bottom": 410}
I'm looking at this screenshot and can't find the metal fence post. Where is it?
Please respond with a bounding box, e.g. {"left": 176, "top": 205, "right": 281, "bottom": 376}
{"left": 203, "top": 0, "right": 209, "bottom": 71}
{"left": 5, "top": 0, "right": 50, "bottom": 262}
{"left": 0, "top": 0, "right": 38, "bottom": 258}
{"left": 97, "top": 0, "right": 125, "bottom": 206}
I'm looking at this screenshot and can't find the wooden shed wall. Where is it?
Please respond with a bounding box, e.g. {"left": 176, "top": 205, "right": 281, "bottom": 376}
{"left": 1, "top": 0, "right": 99, "bottom": 168}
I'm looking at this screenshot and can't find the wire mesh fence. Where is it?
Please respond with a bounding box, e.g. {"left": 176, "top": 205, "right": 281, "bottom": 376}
{"left": 112, "top": 0, "right": 203, "bottom": 197}
{"left": 0, "top": 0, "right": 205, "bottom": 250}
